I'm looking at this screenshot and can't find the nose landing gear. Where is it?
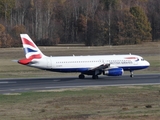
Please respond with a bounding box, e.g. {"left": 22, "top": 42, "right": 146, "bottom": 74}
{"left": 130, "top": 70, "right": 134, "bottom": 77}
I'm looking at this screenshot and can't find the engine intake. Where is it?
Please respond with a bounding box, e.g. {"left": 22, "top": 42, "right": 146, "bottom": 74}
{"left": 103, "top": 68, "right": 123, "bottom": 76}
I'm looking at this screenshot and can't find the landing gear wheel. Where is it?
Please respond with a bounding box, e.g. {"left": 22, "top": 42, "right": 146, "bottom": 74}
{"left": 130, "top": 71, "right": 134, "bottom": 78}
{"left": 92, "top": 75, "right": 99, "bottom": 79}
{"left": 79, "top": 74, "right": 85, "bottom": 79}
{"left": 130, "top": 74, "right": 134, "bottom": 78}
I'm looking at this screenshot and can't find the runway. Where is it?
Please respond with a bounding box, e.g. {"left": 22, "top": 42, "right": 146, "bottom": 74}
{"left": 0, "top": 74, "right": 160, "bottom": 94}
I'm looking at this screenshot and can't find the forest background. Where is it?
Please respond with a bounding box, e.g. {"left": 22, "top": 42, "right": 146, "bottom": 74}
{"left": 0, "top": 0, "right": 159, "bottom": 47}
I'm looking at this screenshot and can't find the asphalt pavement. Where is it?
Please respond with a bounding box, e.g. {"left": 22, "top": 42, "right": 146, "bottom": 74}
{"left": 0, "top": 74, "right": 159, "bottom": 94}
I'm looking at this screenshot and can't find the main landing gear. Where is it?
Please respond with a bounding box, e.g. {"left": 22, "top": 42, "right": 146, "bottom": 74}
{"left": 130, "top": 70, "right": 134, "bottom": 78}
{"left": 78, "top": 74, "right": 99, "bottom": 79}
{"left": 79, "top": 74, "right": 85, "bottom": 79}
{"left": 92, "top": 75, "right": 99, "bottom": 79}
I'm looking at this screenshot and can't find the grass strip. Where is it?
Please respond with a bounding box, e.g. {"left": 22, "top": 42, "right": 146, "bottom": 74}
{"left": 0, "top": 85, "right": 160, "bottom": 120}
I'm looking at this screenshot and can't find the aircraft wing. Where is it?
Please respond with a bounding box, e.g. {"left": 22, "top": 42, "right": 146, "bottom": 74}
{"left": 82, "top": 63, "right": 110, "bottom": 76}
{"left": 90, "top": 63, "right": 110, "bottom": 71}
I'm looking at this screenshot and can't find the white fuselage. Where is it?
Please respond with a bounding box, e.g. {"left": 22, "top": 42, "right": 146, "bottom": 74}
{"left": 29, "top": 54, "right": 150, "bottom": 73}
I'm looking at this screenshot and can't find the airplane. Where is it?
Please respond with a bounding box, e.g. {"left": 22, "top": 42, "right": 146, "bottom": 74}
{"left": 18, "top": 34, "right": 150, "bottom": 79}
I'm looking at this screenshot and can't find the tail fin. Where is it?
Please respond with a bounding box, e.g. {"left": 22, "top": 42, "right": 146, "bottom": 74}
{"left": 20, "top": 34, "right": 45, "bottom": 59}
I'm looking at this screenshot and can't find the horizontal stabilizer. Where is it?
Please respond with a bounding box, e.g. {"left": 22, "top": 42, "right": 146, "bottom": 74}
{"left": 12, "top": 60, "right": 18, "bottom": 62}
{"left": 18, "top": 58, "right": 32, "bottom": 65}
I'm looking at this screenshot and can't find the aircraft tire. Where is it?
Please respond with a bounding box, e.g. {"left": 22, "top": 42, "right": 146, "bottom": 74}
{"left": 92, "top": 75, "right": 98, "bottom": 79}
{"left": 130, "top": 74, "right": 134, "bottom": 78}
{"left": 79, "top": 74, "right": 85, "bottom": 79}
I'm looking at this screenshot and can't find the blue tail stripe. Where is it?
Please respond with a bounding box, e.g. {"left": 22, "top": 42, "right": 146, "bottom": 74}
{"left": 24, "top": 48, "right": 38, "bottom": 54}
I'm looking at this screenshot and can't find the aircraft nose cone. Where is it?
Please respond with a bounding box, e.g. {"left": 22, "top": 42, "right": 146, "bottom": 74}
{"left": 146, "top": 61, "right": 150, "bottom": 67}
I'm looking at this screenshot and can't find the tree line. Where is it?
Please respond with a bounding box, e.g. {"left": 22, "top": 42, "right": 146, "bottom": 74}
{"left": 0, "top": 0, "right": 159, "bottom": 47}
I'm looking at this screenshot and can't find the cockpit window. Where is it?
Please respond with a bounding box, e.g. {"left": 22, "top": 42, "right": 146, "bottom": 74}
{"left": 141, "top": 59, "right": 144, "bottom": 61}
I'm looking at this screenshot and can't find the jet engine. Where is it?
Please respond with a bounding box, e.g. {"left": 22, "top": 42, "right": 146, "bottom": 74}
{"left": 103, "top": 68, "right": 124, "bottom": 76}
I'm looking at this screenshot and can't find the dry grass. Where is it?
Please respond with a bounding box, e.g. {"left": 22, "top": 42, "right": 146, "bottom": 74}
{"left": 0, "top": 85, "right": 160, "bottom": 120}
{"left": 0, "top": 43, "right": 160, "bottom": 119}
{"left": 0, "top": 42, "right": 160, "bottom": 78}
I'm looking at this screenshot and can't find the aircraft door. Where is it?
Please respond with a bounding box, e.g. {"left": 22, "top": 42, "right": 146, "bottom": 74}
{"left": 133, "top": 58, "right": 139, "bottom": 65}
{"left": 47, "top": 57, "right": 52, "bottom": 68}
{"left": 134, "top": 61, "right": 138, "bottom": 65}
{"left": 101, "top": 59, "right": 105, "bottom": 64}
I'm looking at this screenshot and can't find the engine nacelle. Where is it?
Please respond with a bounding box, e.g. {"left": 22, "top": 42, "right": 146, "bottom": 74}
{"left": 103, "top": 68, "right": 123, "bottom": 76}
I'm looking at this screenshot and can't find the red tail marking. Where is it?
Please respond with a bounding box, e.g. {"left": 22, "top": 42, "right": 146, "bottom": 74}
{"left": 125, "top": 57, "right": 137, "bottom": 59}
{"left": 28, "top": 54, "right": 42, "bottom": 59}
{"left": 22, "top": 38, "right": 36, "bottom": 48}
{"left": 18, "top": 54, "right": 42, "bottom": 65}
